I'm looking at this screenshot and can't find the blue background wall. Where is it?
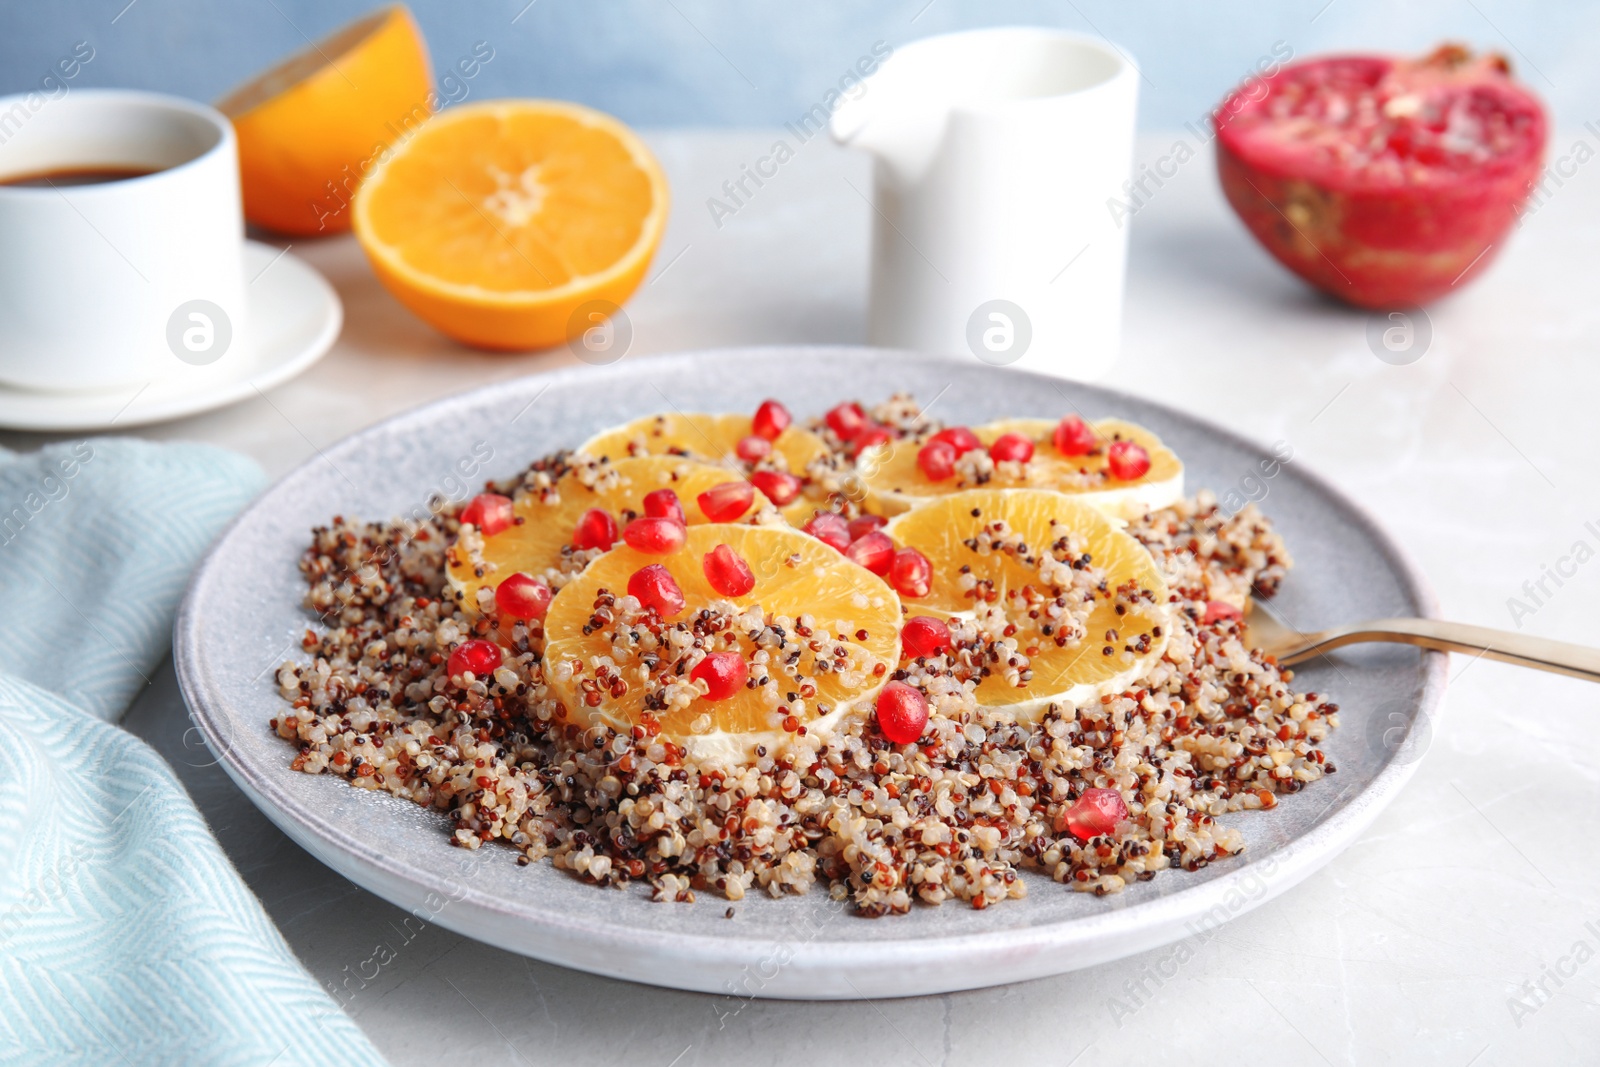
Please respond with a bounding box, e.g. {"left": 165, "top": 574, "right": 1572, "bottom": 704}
{"left": 2, "top": 1, "right": 1593, "bottom": 129}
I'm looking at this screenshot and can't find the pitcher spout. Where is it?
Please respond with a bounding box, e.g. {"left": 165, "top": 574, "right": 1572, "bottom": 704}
{"left": 830, "top": 85, "right": 953, "bottom": 188}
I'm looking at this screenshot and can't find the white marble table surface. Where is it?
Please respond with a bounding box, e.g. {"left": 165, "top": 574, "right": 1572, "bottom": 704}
{"left": 10, "top": 130, "right": 1598, "bottom": 1065}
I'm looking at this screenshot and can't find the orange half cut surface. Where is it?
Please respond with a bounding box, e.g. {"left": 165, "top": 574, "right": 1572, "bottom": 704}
{"left": 353, "top": 99, "right": 668, "bottom": 350}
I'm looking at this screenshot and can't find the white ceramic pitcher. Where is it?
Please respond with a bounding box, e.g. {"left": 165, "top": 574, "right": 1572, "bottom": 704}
{"left": 832, "top": 27, "right": 1139, "bottom": 380}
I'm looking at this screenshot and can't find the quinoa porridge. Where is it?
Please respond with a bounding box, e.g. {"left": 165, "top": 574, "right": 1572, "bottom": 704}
{"left": 270, "top": 397, "right": 1336, "bottom": 916}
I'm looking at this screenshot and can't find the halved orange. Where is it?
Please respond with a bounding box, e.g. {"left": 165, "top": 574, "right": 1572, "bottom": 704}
{"left": 886, "top": 489, "right": 1170, "bottom": 719}
{"left": 860, "top": 418, "right": 1183, "bottom": 520}
{"left": 353, "top": 99, "right": 668, "bottom": 350}
{"left": 447, "top": 456, "right": 763, "bottom": 617}
{"left": 544, "top": 524, "right": 901, "bottom": 762}
{"left": 580, "top": 413, "right": 833, "bottom": 523}
{"left": 219, "top": 5, "right": 433, "bottom": 236}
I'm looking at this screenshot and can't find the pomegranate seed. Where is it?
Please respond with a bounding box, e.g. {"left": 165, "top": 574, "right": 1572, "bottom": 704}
{"left": 494, "top": 572, "right": 552, "bottom": 621}
{"left": 1053, "top": 415, "right": 1096, "bottom": 456}
{"left": 901, "top": 616, "right": 951, "bottom": 659}
{"left": 802, "top": 511, "right": 851, "bottom": 552}
{"left": 851, "top": 425, "right": 891, "bottom": 456}
{"left": 931, "top": 426, "right": 981, "bottom": 455}
{"left": 752, "top": 399, "right": 792, "bottom": 441}
{"left": 825, "top": 401, "right": 867, "bottom": 441}
{"left": 847, "top": 513, "right": 886, "bottom": 541}
{"left": 875, "top": 681, "right": 929, "bottom": 744}
{"left": 988, "top": 432, "right": 1035, "bottom": 464}
{"left": 447, "top": 638, "right": 501, "bottom": 681}
{"left": 697, "top": 480, "right": 755, "bottom": 522}
{"left": 1062, "top": 787, "right": 1129, "bottom": 842}
{"left": 459, "top": 493, "right": 514, "bottom": 536}
{"left": 1204, "top": 600, "right": 1243, "bottom": 625}
{"left": 917, "top": 439, "right": 958, "bottom": 481}
{"left": 690, "top": 651, "right": 748, "bottom": 701}
{"left": 735, "top": 435, "right": 772, "bottom": 463}
{"left": 623, "top": 516, "right": 687, "bottom": 554}
{"left": 845, "top": 531, "right": 894, "bottom": 576}
{"left": 642, "top": 488, "right": 685, "bottom": 523}
{"left": 628, "top": 563, "right": 685, "bottom": 617}
{"left": 1106, "top": 440, "right": 1152, "bottom": 481}
{"left": 750, "top": 469, "right": 801, "bottom": 506}
{"left": 889, "top": 547, "right": 932, "bottom": 598}
{"left": 572, "top": 507, "right": 618, "bottom": 551}
{"left": 703, "top": 544, "right": 756, "bottom": 597}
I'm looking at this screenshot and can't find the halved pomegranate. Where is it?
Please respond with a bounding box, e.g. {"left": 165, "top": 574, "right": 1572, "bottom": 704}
{"left": 1214, "top": 44, "right": 1546, "bottom": 309}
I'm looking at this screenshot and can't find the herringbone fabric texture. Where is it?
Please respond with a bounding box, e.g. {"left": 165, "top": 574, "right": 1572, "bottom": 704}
{"left": 0, "top": 440, "right": 386, "bottom": 1066}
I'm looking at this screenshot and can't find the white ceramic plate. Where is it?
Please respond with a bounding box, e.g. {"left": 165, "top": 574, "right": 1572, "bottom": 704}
{"left": 0, "top": 240, "right": 340, "bottom": 431}
{"left": 174, "top": 348, "right": 1445, "bottom": 999}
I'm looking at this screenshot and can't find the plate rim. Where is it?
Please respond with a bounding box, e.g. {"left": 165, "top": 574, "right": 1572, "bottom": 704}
{"left": 174, "top": 345, "right": 1448, "bottom": 997}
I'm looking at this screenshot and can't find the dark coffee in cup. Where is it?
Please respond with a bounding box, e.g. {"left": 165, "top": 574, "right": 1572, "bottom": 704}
{"left": 0, "top": 164, "right": 160, "bottom": 187}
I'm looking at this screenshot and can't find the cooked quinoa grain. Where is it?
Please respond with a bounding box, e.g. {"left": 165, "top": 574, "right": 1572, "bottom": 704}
{"left": 272, "top": 401, "right": 1336, "bottom": 916}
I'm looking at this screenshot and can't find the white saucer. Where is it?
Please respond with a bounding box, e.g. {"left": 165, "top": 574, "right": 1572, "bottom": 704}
{"left": 0, "top": 240, "right": 342, "bottom": 432}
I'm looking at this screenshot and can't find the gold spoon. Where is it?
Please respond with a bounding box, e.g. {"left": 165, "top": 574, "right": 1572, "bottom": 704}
{"left": 1245, "top": 605, "right": 1600, "bottom": 684}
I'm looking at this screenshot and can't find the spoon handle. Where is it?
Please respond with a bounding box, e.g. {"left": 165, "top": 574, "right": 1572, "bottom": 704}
{"left": 1284, "top": 618, "right": 1600, "bottom": 683}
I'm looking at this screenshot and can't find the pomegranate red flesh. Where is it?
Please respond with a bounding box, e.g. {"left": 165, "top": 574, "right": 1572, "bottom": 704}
{"left": 697, "top": 481, "right": 755, "bottom": 523}
{"left": 628, "top": 563, "right": 686, "bottom": 618}
{"left": 735, "top": 435, "right": 772, "bottom": 463}
{"left": 749, "top": 469, "right": 801, "bottom": 507}
{"left": 460, "top": 493, "right": 514, "bottom": 536}
{"left": 889, "top": 547, "right": 932, "bottom": 598}
{"left": 1213, "top": 45, "right": 1546, "bottom": 308}
{"left": 875, "top": 681, "right": 929, "bottom": 744}
{"left": 900, "top": 616, "right": 951, "bottom": 659}
{"left": 448, "top": 639, "right": 502, "bottom": 682}
{"left": 752, "top": 399, "right": 792, "bottom": 441}
{"left": 825, "top": 402, "right": 866, "bottom": 441}
{"left": 623, "top": 516, "right": 687, "bottom": 554}
{"left": 802, "top": 511, "right": 851, "bottom": 552}
{"left": 702, "top": 543, "right": 756, "bottom": 597}
{"left": 1063, "top": 787, "right": 1129, "bottom": 842}
{"left": 988, "top": 432, "right": 1035, "bottom": 464}
{"left": 691, "top": 651, "right": 748, "bottom": 701}
{"left": 495, "top": 572, "right": 552, "bottom": 621}
{"left": 1053, "top": 416, "right": 1096, "bottom": 457}
{"left": 642, "top": 488, "right": 685, "bottom": 523}
{"left": 845, "top": 531, "right": 894, "bottom": 576}
{"left": 917, "top": 440, "right": 957, "bottom": 481}
{"left": 931, "top": 427, "right": 981, "bottom": 455}
{"left": 1106, "top": 441, "right": 1151, "bottom": 481}
{"left": 847, "top": 513, "right": 886, "bottom": 541}
{"left": 572, "top": 508, "right": 618, "bottom": 551}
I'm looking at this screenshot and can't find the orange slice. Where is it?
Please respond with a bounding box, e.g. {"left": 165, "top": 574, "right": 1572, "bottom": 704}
{"left": 544, "top": 524, "right": 901, "bottom": 762}
{"left": 860, "top": 417, "right": 1183, "bottom": 520}
{"left": 219, "top": 5, "right": 433, "bottom": 236}
{"left": 352, "top": 99, "right": 668, "bottom": 350}
{"left": 446, "top": 455, "right": 771, "bottom": 619}
{"left": 886, "top": 489, "right": 1170, "bottom": 719}
{"left": 579, "top": 413, "right": 833, "bottom": 524}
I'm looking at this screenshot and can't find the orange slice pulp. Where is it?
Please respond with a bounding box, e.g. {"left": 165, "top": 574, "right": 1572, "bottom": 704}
{"left": 543, "top": 524, "right": 901, "bottom": 762}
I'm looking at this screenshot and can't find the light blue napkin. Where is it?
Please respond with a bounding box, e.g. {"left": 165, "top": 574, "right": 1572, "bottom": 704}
{"left": 0, "top": 439, "right": 386, "bottom": 1066}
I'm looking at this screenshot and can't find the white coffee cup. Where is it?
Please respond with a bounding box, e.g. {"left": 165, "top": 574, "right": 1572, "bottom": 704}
{"left": 0, "top": 89, "right": 248, "bottom": 392}
{"left": 832, "top": 28, "right": 1139, "bottom": 381}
